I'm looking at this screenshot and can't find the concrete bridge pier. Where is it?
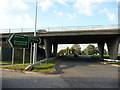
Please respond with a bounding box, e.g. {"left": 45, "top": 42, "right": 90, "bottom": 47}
{"left": 106, "top": 36, "right": 120, "bottom": 60}
{"left": 98, "top": 42, "right": 105, "bottom": 61}
{"left": 53, "top": 43, "right": 58, "bottom": 57}
{"left": 44, "top": 38, "right": 52, "bottom": 58}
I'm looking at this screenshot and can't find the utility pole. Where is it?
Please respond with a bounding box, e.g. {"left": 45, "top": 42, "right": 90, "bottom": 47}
{"left": 33, "top": 1, "right": 38, "bottom": 63}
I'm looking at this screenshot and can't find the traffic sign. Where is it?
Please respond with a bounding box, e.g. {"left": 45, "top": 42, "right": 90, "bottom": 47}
{"left": 29, "top": 36, "right": 41, "bottom": 44}
{"left": 7, "top": 34, "right": 29, "bottom": 48}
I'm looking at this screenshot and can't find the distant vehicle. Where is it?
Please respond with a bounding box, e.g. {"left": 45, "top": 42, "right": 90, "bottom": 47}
{"left": 37, "top": 29, "right": 46, "bottom": 32}
{"left": 65, "top": 53, "right": 69, "bottom": 55}
{"left": 74, "top": 54, "right": 78, "bottom": 57}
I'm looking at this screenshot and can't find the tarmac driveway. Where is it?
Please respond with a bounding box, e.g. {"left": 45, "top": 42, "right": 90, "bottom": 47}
{"left": 1, "top": 56, "right": 119, "bottom": 88}
{"left": 55, "top": 56, "right": 119, "bottom": 88}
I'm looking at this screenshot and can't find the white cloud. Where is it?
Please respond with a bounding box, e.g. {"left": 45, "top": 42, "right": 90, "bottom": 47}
{"left": 88, "top": 0, "right": 105, "bottom": 3}
{"left": 57, "top": 0, "right": 67, "bottom": 5}
{"left": 73, "top": 0, "right": 95, "bottom": 16}
{"left": 53, "top": 10, "right": 64, "bottom": 16}
{"left": 24, "top": 13, "right": 33, "bottom": 25}
{"left": 0, "top": 11, "right": 10, "bottom": 22}
{"left": 73, "top": 0, "right": 106, "bottom": 16}
{"left": 39, "top": 0, "right": 55, "bottom": 11}
{"left": 15, "top": 16, "right": 23, "bottom": 23}
{"left": 12, "top": 0, "right": 29, "bottom": 10}
{"left": 0, "top": 0, "right": 11, "bottom": 21}
{"left": 68, "top": 13, "right": 77, "bottom": 19}
{"left": 58, "top": 12, "right": 64, "bottom": 16}
{"left": 116, "top": 0, "right": 120, "bottom": 6}
{"left": 0, "top": 0, "right": 8, "bottom": 8}
{"left": 102, "top": 8, "right": 116, "bottom": 21}
{"left": 0, "top": 0, "right": 34, "bottom": 29}
{"left": 0, "top": 0, "right": 29, "bottom": 22}
{"left": 58, "top": 44, "right": 73, "bottom": 52}
{"left": 53, "top": 10, "right": 57, "bottom": 13}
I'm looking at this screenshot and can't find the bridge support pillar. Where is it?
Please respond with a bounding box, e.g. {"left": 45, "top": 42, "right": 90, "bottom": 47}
{"left": 44, "top": 38, "right": 52, "bottom": 58}
{"left": 98, "top": 42, "right": 105, "bottom": 61}
{"left": 53, "top": 44, "right": 58, "bottom": 57}
{"left": 107, "top": 37, "right": 119, "bottom": 60}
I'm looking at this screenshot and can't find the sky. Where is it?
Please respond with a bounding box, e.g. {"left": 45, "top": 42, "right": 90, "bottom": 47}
{"left": 0, "top": 0, "right": 119, "bottom": 52}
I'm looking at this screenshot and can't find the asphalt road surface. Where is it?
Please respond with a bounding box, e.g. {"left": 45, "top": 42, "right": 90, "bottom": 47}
{"left": 2, "top": 56, "right": 119, "bottom": 88}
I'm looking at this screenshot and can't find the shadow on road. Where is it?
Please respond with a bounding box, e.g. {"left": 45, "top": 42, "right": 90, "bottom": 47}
{"left": 54, "top": 56, "right": 101, "bottom": 74}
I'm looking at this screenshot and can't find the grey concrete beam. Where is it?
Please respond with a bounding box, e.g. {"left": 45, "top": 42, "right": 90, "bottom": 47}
{"left": 98, "top": 42, "right": 105, "bottom": 61}
{"left": 53, "top": 44, "right": 58, "bottom": 56}
{"left": 44, "top": 38, "right": 52, "bottom": 58}
{"left": 107, "top": 36, "right": 120, "bottom": 60}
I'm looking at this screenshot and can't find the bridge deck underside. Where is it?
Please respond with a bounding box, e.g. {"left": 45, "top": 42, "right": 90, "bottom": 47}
{"left": 46, "top": 35, "right": 119, "bottom": 44}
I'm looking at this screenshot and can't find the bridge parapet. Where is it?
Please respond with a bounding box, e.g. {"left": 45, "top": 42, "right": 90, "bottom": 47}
{"left": 0, "top": 24, "right": 119, "bottom": 34}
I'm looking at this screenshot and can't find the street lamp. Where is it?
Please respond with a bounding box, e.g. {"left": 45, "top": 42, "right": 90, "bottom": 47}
{"left": 33, "top": 1, "right": 38, "bottom": 63}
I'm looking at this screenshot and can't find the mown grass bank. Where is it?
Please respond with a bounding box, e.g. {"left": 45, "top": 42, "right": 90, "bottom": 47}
{"left": 91, "top": 55, "right": 120, "bottom": 65}
{"left": 1, "top": 59, "right": 59, "bottom": 73}
{"left": 0, "top": 61, "right": 12, "bottom": 65}
{"left": 91, "top": 55, "right": 120, "bottom": 60}
{"left": 104, "top": 62, "right": 120, "bottom": 65}
{"left": 1, "top": 64, "right": 29, "bottom": 70}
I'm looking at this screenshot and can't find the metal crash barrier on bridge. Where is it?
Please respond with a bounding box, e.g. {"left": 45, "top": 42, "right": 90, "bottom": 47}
{"left": 0, "top": 24, "right": 119, "bottom": 33}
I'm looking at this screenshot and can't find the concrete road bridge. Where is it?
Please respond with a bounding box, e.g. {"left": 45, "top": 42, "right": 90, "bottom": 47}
{"left": 1, "top": 24, "right": 120, "bottom": 60}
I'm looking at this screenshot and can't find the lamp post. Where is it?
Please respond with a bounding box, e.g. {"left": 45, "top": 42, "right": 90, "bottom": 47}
{"left": 33, "top": 1, "right": 38, "bottom": 63}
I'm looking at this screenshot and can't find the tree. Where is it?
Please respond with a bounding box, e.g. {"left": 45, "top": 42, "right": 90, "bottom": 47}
{"left": 71, "top": 44, "right": 81, "bottom": 50}
{"left": 81, "top": 51, "right": 86, "bottom": 55}
{"left": 70, "top": 47, "right": 75, "bottom": 54}
{"left": 95, "top": 47, "right": 108, "bottom": 55}
{"left": 58, "top": 49, "right": 66, "bottom": 55}
{"left": 66, "top": 47, "right": 70, "bottom": 55}
{"left": 76, "top": 49, "right": 82, "bottom": 55}
{"left": 70, "top": 44, "right": 81, "bottom": 55}
{"left": 104, "top": 49, "right": 108, "bottom": 55}
{"left": 94, "top": 47, "right": 99, "bottom": 55}
{"left": 81, "top": 44, "right": 108, "bottom": 55}
{"left": 83, "top": 44, "right": 97, "bottom": 55}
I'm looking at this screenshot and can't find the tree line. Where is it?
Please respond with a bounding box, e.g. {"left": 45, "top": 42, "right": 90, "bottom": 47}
{"left": 58, "top": 44, "right": 108, "bottom": 56}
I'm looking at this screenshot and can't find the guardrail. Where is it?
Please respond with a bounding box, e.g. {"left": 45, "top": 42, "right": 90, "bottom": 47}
{"left": 0, "top": 24, "right": 119, "bottom": 34}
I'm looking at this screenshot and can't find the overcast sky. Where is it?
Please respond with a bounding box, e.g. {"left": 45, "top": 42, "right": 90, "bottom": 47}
{"left": 0, "top": 0, "right": 119, "bottom": 51}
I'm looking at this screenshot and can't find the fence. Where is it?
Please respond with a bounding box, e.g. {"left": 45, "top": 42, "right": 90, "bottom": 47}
{"left": 0, "top": 24, "right": 119, "bottom": 34}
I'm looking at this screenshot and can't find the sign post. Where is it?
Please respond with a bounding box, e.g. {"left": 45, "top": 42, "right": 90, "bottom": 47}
{"left": 7, "top": 34, "right": 29, "bottom": 66}
{"left": 29, "top": 36, "right": 41, "bottom": 63}
{"left": 30, "top": 43, "right": 33, "bottom": 64}
{"left": 33, "top": 44, "right": 37, "bottom": 63}
{"left": 29, "top": 36, "right": 41, "bottom": 44}
{"left": 23, "top": 48, "right": 25, "bottom": 65}
{"left": 12, "top": 48, "right": 14, "bottom": 66}
{"left": 7, "top": 34, "right": 41, "bottom": 65}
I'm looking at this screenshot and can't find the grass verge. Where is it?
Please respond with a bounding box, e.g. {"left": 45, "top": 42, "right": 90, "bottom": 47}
{"left": 91, "top": 55, "right": 120, "bottom": 60}
{"left": 31, "top": 59, "right": 59, "bottom": 73}
{"left": 1, "top": 64, "right": 30, "bottom": 70}
{"left": 104, "top": 62, "right": 120, "bottom": 65}
{"left": 0, "top": 59, "right": 33, "bottom": 65}
{"left": 0, "top": 61, "right": 12, "bottom": 65}
{"left": 31, "top": 63, "right": 56, "bottom": 73}
{"left": 0, "top": 59, "right": 59, "bottom": 73}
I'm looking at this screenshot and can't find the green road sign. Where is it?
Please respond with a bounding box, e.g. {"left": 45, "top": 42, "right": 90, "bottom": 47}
{"left": 7, "top": 34, "right": 29, "bottom": 48}
{"left": 29, "top": 36, "right": 41, "bottom": 44}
